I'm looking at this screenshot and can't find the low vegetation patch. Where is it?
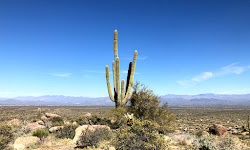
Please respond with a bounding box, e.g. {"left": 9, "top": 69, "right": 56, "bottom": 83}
{"left": 0, "top": 123, "right": 13, "bottom": 150}
{"left": 56, "top": 124, "right": 78, "bottom": 139}
{"left": 32, "top": 129, "right": 49, "bottom": 139}
{"left": 76, "top": 127, "right": 112, "bottom": 148}
{"left": 113, "top": 118, "right": 167, "bottom": 150}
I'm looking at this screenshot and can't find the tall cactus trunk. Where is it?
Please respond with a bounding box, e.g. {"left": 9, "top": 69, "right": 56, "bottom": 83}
{"left": 106, "top": 30, "right": 138, "bottom": 107}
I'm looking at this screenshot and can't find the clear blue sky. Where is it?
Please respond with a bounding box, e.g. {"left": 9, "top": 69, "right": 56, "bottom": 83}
{"left": 0, "top": 0, "right": 250, "bottom": 97}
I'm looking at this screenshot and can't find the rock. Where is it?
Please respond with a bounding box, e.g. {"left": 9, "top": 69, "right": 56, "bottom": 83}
{"left": 64, "top": 121, "right": 70, "bottom": 125}
{"left": 13, "top": 136, "right": 40, "bottom": 150}
{"left": 241, "top": 132, "right": 248, "bottom": 136}
{"left": 49, "top": 126, "right": 63, "bottom": 133}
{"left": 209, "top": 124, "right": 227, "bottom": 136}
{"left": 109, "top": 147, "right": 116, "bottom": 150}
{"left": 41, "top": 116, "right": 48, "bottom": 123}
{"left": 110, "top": 119, "right": 116, "bottom": 124}
{"left": 84, "top": 113, "right": 92, "bottom": 119}
{"left": 72, "top": 121, "right": 77, "bottom": 125}
{"left": 231, "top": 129, "right": 238, "bottom": 134}
{"left": 36, "top": 120, "right": 44, "bottom": 125}
{"left": 164, "top": 135, "right": 171, "bottom": 142}
{"left": 45, "top": 113, "right": 60, "bottom": 118}
{"left": 174, "top": 130, "right": 181, "bottom": 133}
{"left": 200, "top": 131, "right": 209, "bottom": 137}
{"left": 72, "top": 125, "right": 110, "bottom": 144}
{"left": 8, "top": 119, "right": 21, "bottom": 126}
{"left": 27, "top": 122, "right": 45, "bottom": 131}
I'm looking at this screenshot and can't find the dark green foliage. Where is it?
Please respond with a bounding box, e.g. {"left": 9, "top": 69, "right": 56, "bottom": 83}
{"left": 73, "top": 116, "right": 89, "bottom": 125}
{"left": 32, "top": 129, "right": 49, "bottom": 139}
{"left": 56, "top": 124, "right": 78, "bottom": 139}
{"left": 73, "top": 115, "right": 107, "bottom": 126}
{"left": 112, "top": 118, "right": 167, "bottom": 150}
{"left": 76, "top": 127, "right": 112, "bottom": 148}
{"left": 129, "top": 82, "right": 160, "bottom": 120}
{"left": 89, "top": 115, "right": 107, "bottom": 125}
{"left": 128, "top": 82, "right": 176, "bottom": 133}
{"left": 50, "top": 116, "right": 64, "bottom": 127}
{"left": 0, "top": 123, "right": 13, "bottom": 150}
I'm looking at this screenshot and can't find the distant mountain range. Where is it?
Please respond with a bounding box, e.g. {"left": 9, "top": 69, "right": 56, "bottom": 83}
{"left": 1, "top": 94, "right": 250, "bottom": 106}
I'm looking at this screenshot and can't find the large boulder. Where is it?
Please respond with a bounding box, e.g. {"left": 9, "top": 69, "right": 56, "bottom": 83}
{"left": 209, "top": 124, "right": 227, "bottom": 136}
{"left": 72, "top": 125, "right": 110, "bottom": 144}
{"left": 84, "top": 113, "right": 92, "bottom": 119}
{"left": 41, "top": 116, "right": 48, "bottom": 123}
{"left": 13, "top": 136, "right": 40, "bottom": 150}
{"left": 8, "top": 119, "right": 21, "bottom": 126}
{"left": 45, "top": 113, "right": 60, "bottom": 118}
{"left": 49, "top": 126, "right": 64, "bottom": 133}
{"left": 36, "top": 120, "right": 44, "bottom": 125}
{"left": 27, "top": 122, "right": 45, "bottom": 131}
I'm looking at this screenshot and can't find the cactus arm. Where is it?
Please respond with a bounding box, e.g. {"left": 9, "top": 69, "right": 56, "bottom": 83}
{"left": 112, "top": 61, "right": 116, "bottom": 91}
{"left": 114, "top": 30, "right": 118, "bottom": 58}
{"left": 125, "top": 62, "right": 132, "bottom": 94}
{"left": 122, "top": 50, "right": 137, "bottom": 105}
{"left": 115, "top": 57, "right": 121, "bottom": 105}
{"left": 106, "top": 65, "right": 115, "bottom": 102}
{"left": 121, "top": 79, "right": 125, "bottom": 99}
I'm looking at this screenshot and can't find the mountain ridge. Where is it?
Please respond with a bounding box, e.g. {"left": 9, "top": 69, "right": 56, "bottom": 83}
{"left": 1, "top": 94, "right": 250, "bottom": 106}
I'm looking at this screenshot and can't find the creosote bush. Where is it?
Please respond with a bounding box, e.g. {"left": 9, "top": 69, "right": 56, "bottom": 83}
{"left": 128, "top": 82, "right": 176, "bottom": 133}
{"left": 50, "top": 116, "right": 64, "bottom": 127}
{"left": 0, "top": 123, "right": 13, "bottom": 150}
{"left": 32, "top": 129, "right": 49, "bottom": 139}
{"left": 76, "top": 127, "right": 112, "bottom": 148}
{"left": 104, "top": 107, "right": 128, "bottom": 129}
{"left": 112, "top": 118, "right": 167, "bottom": 150}
{"left": 72, "top": 115, "right": 107, "bottom": 126}
{"left": 56, "top": 124, "right": 78, "bottom": 139}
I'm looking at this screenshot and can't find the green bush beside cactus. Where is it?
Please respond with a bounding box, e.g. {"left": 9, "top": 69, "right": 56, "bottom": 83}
{"left": 112, "top": 118, "right": 167, "bottom": 150}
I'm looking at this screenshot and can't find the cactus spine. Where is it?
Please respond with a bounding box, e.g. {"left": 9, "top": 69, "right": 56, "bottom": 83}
{"left": 106, "top": 30, "right": 138, "bottom": 107}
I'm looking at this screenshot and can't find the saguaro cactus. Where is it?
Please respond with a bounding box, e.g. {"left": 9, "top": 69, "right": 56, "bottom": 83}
{"left": 106, "top": 30, "right": 137, "bottom": 107}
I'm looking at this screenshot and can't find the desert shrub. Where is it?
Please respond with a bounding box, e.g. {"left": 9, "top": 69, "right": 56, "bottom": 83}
{"left": 44, "top": 121, "right": 52, "bottom": 130}
{"left": 112, "top": 118, "right": 167, "bottom": 150}
{"left": 72, "top": 115, "right": 107, "bottom": 126}
{"left": 90, "top": 115, "right": 107, "bottom": 125}
{"left": 32, "top": 129, "right": 49, "bottom": 139}
{"left": 56, "top": 124, "right": 78, "bottom": 139}
{"left": 104, "top": 107, "right": 128, "bottom": 129}
{"left": 12, "top": 125, "right": 31, "bottom": 140}
{"left": 128, "top": 82, "right": 176, "bottom": 133}
{"left": 50, "top": 116, "right": 64, "bottom": 127}
{"left": 192, "top": 135, "right": 247, "bottom": 150}
{"left": 192, "top": 136, "right": 218, "bottom": 150}
{"left": 0, "top": 123, "right": 13, "bottom": 150}
{"left": 76, "top": 127, "right": 112, "bottom": 148}
{"left": 73, "top": 116, "right": 89, "bottom": 125}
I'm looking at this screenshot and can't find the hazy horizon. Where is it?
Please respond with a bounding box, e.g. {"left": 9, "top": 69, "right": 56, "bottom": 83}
{"left": 1, "top": 1, "right": 250, "bottom": 98}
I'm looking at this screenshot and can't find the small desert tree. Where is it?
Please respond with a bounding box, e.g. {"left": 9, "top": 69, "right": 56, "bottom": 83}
{"left": 128, "top": 82, "right": 176, "bottom": 133}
